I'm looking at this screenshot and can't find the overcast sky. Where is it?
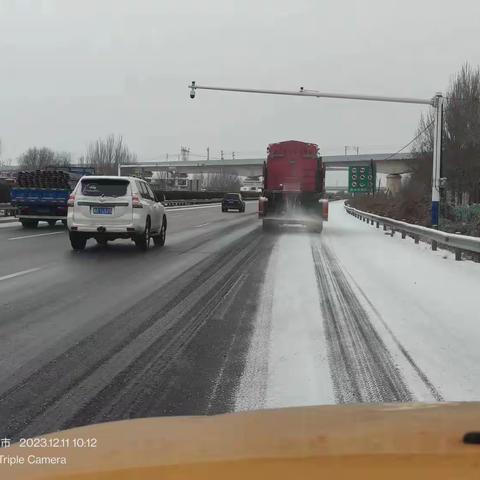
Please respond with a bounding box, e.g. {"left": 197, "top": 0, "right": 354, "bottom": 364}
{"left": 1, "top": 0, "right": 480, "bottom": 164}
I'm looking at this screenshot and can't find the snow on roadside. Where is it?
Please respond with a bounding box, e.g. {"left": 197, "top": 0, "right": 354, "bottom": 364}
{"left": 237, "top": 201, "right": 480, "bottom": 409}
{"left": 324, "top": 201, "right": 480, "bottom": 401}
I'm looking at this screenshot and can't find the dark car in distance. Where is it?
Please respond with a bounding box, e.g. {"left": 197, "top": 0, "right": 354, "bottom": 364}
{"left": 222, "top": 193, "right": 245, "bottom": 212}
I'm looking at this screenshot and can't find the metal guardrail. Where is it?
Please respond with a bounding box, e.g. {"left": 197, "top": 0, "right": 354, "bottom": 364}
{"left": 0, "top": 199, "right": 222, "bottom": 211}
{"left": 0, "top": 198, "right": 254, "bottom": 213}
{"left": 345, "top": 204, "right": 480, "bottom": 262}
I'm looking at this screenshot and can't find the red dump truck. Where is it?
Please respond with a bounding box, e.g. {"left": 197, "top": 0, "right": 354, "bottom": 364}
{"left": 258, "top": 140, "right": 328, "bottom": 232}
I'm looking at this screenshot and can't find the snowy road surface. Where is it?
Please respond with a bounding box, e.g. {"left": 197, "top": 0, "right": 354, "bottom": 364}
{"left": 1, "top": 200, "right": 479, "bottom": 441}
{"left": 237, "top": 201, "right": 480, "bottom": 408}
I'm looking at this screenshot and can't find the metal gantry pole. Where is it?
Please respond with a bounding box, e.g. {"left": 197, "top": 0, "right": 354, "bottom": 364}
{"left": 431, "top": 93, "right": 444, "bottom": 228}
{"left": 189, "top": 82, "right": 433, "bottom": 105}
{"left": 188, "top": 81, "right": 442, "bottom": 224}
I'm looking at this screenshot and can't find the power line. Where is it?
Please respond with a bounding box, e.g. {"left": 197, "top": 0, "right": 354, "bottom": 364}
{"left": 381, "top": 120, "right": 434, "bottom": 162}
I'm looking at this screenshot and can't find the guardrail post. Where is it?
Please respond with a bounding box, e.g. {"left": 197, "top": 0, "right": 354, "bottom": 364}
{"left": 455, "top": 249, "right": 462, "bottom": 261}
{"left": 414, "top": 235, "right": 420, "bottom": 244}
{"left": 376, "top": 221, "right": 379, "bottom": 228}
{"left": 431, "top": 240, "right": 437, "bottom": 251}
{"left": 390, "top": 228, "right": 395, "bottom": 237}
{"left": 401, "top": 231, "right": 406, "bottom": 239}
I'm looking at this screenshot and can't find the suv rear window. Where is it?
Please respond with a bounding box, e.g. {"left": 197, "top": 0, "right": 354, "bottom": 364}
{"left": 224, "top": 194, "right": 240, "bottom": 200}
{"left": 81, "top": 179, "right": 129, "bottom": 197}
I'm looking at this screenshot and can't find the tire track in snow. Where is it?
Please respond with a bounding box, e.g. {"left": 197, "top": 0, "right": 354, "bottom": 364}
{"left": 341, "top": 269, "right": 443, "bottom": 402}
{"left": 311, "top": 240, "right": 413, "bottom": 403}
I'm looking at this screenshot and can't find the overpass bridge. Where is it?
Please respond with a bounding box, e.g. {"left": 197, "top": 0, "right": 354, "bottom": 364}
{"left": 121, "top": 152, "right": 417, "bottom": 178}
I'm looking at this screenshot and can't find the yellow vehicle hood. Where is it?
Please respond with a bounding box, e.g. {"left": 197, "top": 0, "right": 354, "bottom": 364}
{"left": 3, "top": 402, "right": 480, "bottom": 479}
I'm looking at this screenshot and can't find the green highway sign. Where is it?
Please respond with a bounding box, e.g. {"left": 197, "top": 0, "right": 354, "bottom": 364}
{"left": 348, "top": 165, "right": 376, "bottom": 193}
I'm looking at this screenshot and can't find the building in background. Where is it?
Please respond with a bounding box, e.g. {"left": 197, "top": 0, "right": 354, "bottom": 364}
{"left": 151, "top": 170, "right": 201, "bottom": 191}
{"left": 240, "top": 175, "right": 263, "bottom": 193}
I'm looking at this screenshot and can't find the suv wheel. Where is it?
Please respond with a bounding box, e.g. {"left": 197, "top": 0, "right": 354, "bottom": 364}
{"left": 70, "top": 232, "right": 87, "bottom": 250}
{"left": 135, "top": 220, "right": 151, "bottom": 251}
{"left": 153, "top": 217, "right": 167, "bottom": 246}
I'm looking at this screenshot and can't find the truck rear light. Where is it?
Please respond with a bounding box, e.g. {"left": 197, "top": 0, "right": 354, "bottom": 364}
{"left": 132, "top": 195, "right": 143, "bottom": 208}
{"left": 67, "top": 195, "right": 75, "bottom": 207}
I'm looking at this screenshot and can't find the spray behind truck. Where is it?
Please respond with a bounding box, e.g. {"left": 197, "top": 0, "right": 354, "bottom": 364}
{"left": 258, "top": 140, "right": 328, "bottom": 232}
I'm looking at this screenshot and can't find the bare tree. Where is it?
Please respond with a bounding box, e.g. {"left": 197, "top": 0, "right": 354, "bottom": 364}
{"left": 444, "top": 63, "right": 480, "bottom": 204}
{"left": 18, "top": 147, "right": 71, "bottom": 170}
{"left": 85, "top": 135, "right": 137, "bottom": 175}
{"left": 151, "top": 170, "right": 170, "bottom": 189}
{"left": 204, "top": 171, "right": 241, "bottom": 191}
{"left": 412, "top": 63, "right": 480, "bottom": 204}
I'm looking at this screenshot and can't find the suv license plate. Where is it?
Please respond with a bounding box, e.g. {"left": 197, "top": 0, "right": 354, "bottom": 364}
{"left": 92, "top": 207, "right": 113, "bottom": 215}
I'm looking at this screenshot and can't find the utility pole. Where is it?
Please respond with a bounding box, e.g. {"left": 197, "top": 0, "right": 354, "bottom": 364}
{"left": 232, "top": 151, "right": 235, "bottom": 160}
{"left": 220, "top": 150, "right": 224, "bottom": 160}
{"left": 180, "top": 146, "right": 190, "bottom": 162}
{"left": 431, "top": 93, "right": 444, "bottom": 228}
{"left": 345, "top": 145, "right": 359, "bottom": 156}
{"left": 207, "top": 147, "right": 210, "bottom": 161}
{"left": 188, "top": 82, "right": 441, "bottom": 226}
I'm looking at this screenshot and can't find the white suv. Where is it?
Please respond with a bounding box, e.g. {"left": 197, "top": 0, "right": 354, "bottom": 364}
{"left": 67, "top": 176, "right": 167, "bottom": 251}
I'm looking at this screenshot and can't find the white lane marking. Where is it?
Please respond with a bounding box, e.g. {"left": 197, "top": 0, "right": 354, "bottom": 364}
{"left": 165, "top": 204, "right": 221, "bottom": 212}
{"left": 193, "top": 223, "right": 210, "bottom": 228}
{"left": 8, "top": 231, "right": 64, "bottom": 240}
{"left": 0, "top": 267, "right": 42, "bottom": 282}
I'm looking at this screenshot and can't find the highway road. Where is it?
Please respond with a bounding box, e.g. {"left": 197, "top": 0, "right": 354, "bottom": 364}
{"left": 1, "top": 201, "right": 479, "bottom": 442}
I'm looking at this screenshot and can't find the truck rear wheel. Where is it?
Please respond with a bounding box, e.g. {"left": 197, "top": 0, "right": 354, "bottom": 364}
{"left": 70, "top": 232, "right": 87, "bottom": 250}
{"left": 21, "top": 219, "right": 38, "bottom": 229}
